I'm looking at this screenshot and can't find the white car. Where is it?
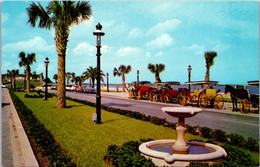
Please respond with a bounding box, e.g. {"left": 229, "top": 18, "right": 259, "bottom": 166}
{"left": 65, "top": 85, "right": 76, "bottom": 91}
{"left": 82, "top": 85, "right": 96, "bottom": 93}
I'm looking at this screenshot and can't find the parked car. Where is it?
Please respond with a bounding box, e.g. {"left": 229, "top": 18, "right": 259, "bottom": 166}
{"left": 82, "top": 85, "right": 96, "bottom": 93}
{"left": 75, "top": 86, "right": 84, "bottom": 92}
{"left": 51, "top": 85, "right": 57, "bottom": 90}
{"left": 66, "top": 85, "right": 76, "bottom": 91}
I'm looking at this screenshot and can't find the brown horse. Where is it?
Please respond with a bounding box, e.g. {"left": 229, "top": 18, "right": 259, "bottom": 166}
{"left": 224, "top": 85, "right": 249, "bottom": 111}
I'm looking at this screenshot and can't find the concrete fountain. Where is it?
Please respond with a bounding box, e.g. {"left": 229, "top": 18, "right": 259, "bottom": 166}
{"left": 139, "top": 107, "right": 227, "bottom": 166}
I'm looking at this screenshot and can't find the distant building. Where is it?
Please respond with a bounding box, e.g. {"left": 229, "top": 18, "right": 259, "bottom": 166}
{"left": 2, "top": 73, "right": 44, "bottom": 83}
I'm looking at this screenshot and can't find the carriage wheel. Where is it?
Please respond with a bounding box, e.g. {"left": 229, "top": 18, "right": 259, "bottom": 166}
{"left": 137, "top": 90, "right": 142, "bottom": 100}
{"left": 199, "top": 93, "right": 208, "bottom": 109}
{"left": 164, "top": 93, "right": 170, "bottom": 103}
{"left": 153, "top": 94, "right": 159, "bottom": 102}
{"left": 180, "top": 95, "right": 187, "bottom": 106}
{"left": 149, "top": 93, "right": 153, "bottom": 101}
{"left": 239, "top": 99, "right": 250, "bottom": 114}
{"left": 214, "top": 94, "right": 224, "bottom": 109}
{"left": 129, "top": 91, "right": 133, "bottom": 99}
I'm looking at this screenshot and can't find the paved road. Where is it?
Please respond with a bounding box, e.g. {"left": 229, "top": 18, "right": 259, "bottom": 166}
{"left": 49, "top": 90, "right": 259, "bottom": 139}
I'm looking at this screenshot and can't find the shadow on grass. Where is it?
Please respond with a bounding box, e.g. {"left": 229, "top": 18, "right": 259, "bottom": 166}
{"left": 65, "top": 105, "right": 85, "bottom": 108}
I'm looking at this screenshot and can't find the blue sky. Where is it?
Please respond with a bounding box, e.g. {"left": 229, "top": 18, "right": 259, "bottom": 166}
{"left": 1, "top": 1, "right": 259, "bottom": 85}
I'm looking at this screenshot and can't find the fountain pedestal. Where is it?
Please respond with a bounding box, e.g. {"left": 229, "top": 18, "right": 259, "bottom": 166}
{"left": 173, "top": 117, "right": 189, "bottom": 154}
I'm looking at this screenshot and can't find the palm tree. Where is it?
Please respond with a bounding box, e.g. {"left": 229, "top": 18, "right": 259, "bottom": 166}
{"left": 113, "top": 65, "right": 132, "bottom": 92}
{"left": 83, "top": 66, "right": 105, "bottom": 87}
{"left": 32, "top": 71, "right": 38, "bottom": 81}
{"left": 204, "top": 51, "right": 217, "bottom": 88}
{"left": 18, "top": 51, "right": 36, "bottom": 93}
{"left": 65, "top": 72, "right": 72, "bottom": 85}
{"left": 53, "top": 74, "right": 58, "bottom": 83}
{"left": 7, "top": 69, "right": 19, "bottom": 89}
{"left": 27, "top": 1, "right": 92, "bottom": 108}
{"left": 147, "top": 63, "right": 165, "bottom": 83}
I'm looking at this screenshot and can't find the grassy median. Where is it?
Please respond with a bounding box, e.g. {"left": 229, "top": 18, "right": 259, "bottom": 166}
{"left": 14, "top": 92, "right": 208, "bottom": 166}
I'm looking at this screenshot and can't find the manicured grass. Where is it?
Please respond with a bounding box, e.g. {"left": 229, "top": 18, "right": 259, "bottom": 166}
{"left": 15, "top": 92, "right": 205, "bottom": 166}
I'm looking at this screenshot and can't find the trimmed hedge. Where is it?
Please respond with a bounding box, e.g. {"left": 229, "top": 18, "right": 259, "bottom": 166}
{"left": 105, "top": 139, "right": 155, "bottom": 167}
{"left": 9, "top": 90, "right": 76, "bottom": 166}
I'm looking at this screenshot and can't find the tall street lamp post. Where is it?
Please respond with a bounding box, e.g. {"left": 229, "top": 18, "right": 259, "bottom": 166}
{"left": 137, "top": 70, "right": 139, "bottom": 86}
{"left": 44, "top": 57, "right": 49, "bottom": 100}
{"left": 188, "top": 65, "right": 192, "bottom": 92}
{"left": 93, "top": 23, "right": 105, "bottom": 124}
{"left": 107, "top": 73, "right": 109, "bottom": 92}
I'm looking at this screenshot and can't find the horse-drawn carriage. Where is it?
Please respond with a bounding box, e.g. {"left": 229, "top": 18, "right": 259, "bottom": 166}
{"left": 128, "top": 81, "right": 156, "bottom": 100}
{"left": 150, "top": 82, "right": 182, "bottom": 103}
{"left": 182, "top": 81, "right": 224, "bottom": 109}
{"left": 225, "top": 82, "right": 259, "bottom": 114}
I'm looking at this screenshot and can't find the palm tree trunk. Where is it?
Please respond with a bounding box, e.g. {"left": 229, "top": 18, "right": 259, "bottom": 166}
{"left": 122, "top": 74, "right": 125, "bottom": 92}
{"left": 26, "top": 68, "right": 30, "bottom": 93}
{"left": 57, "top": 55, "right": 66, "bottom": 108}
{"left": 205, "top": 68, "right": 209, "bottom": 89}
{"left": 55, "top": 28, "right": 68, "bottom": 108}
{"left": 12, "top": 77, "right": 15, "bottom": 89}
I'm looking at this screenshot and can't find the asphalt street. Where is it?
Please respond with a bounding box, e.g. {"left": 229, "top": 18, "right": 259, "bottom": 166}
{"left": 49, "top": 90, "right": 259, "bottom": 139}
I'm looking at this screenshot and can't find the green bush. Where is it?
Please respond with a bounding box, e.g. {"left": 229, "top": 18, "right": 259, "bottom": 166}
{"left": 228, "top": 133, "right": 246, "bottom": 148}
{"left": 246, "top": 137, "right": 259, "bottom": 152}
{"left": 105, "top": 139, "right": 155, "bottom": 167}
{"left": 222, "top": 144, "right": 258, "bottom": 167}
{"left": 212, "top": 129, "right": 228, "bottom": 143}
{"left": 199, "top": 127, "right": 213, "bottom": 139}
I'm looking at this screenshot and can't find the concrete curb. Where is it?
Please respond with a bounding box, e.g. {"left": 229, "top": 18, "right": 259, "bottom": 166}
{"left": 6, "top": 90, "right": 39, "bottom": 167}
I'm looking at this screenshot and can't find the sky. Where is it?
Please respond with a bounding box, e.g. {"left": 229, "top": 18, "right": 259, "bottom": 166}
{"left": 1, "top": 1, "right": 259, "bottom": 85}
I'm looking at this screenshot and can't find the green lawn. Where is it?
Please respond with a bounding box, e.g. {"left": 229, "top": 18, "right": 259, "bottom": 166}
{"left": 15, "top": 92, "right": 206, "bottom": 166}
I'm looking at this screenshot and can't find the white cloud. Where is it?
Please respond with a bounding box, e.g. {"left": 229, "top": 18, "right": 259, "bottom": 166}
{"left": 146, "top": 34, "right": 174, "bottom": 49}
{"left": 155, "top": 51, "right": 164, "bottom": 57}
{"left": 146, "top": 19, "right": 181, "bottom": 36}
{"left": 178, "top": 44, "right": 206, "bottom": 55}
{"left": 116, "top": 47, "right": 142, "bottom": 57}
{"left": 72, "top": 42, "right": 96, "bottom": 57}
{"left": 128, "top": 28, "right": 144, "bottom": 39}
{"left": 2, "top": 36, "right": 55, "bottom": 53}
{"left": 211, "top": 41, "right": 231, "bottom": 52}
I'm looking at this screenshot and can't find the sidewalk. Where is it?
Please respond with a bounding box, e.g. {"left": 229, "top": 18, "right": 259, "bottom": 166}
{"left": 2, "top": 88, "right": 39, "bottom": 167}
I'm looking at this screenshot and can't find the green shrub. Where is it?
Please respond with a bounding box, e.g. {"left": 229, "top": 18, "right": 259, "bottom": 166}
{"left": 105, "top": 139, "right": 155, "bottom": 167}
{"left": 246, "top": 137, "right": 259, "bottom": 152}
{"left": 199, "top": 127, "right": 213, "bottom": 139}
{"left": 222, "top": 144, "right": 258, "bottom": 167}
{"left": 212, "top": 129, "right": 228, "bottom": 143}
{"left": 228, "top": 133, "right": 246, "bottom": 148}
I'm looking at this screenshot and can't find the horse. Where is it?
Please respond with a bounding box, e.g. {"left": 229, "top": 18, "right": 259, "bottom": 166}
{"left": 224, "top": 85, "right": 249, "bottom": 111}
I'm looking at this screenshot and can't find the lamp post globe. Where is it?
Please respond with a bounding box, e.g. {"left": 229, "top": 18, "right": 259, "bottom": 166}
{"left": 93, "top": 23, "right": 105, "bottom": 124}
{"left": 44, "top": 57, "right": 49, "bottom": 100}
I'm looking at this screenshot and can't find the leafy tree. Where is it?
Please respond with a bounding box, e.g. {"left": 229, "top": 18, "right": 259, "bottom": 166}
{"left": 147, "top": 63, "right": 165, "bottom": 83}
{"left": 113, "top": 65, "right": 132, "bottom": 92}
{"left": 204, "top": 51, "right": 217, "bottom": 88}
{"left": 83, "top": 66, "right": 105, "bottom": 87}
{"left": 53, "top": 74, "right": 58, "bottom": 83}
{"left": 7, "top": 69, "right": 19, "bottom": 89}
{"left": 18, "top": 51, "right": 36, "bottom": 93}
{"left": 27, "top": 1, "right": 92, "bottom": 108}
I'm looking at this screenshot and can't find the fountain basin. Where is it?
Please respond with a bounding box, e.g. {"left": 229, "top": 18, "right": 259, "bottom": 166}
{"left": 139, "top": 140, "right": 227, "bottom": 166}
{"left": 161, "top": 107, "right": 202, "bottom": 118}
